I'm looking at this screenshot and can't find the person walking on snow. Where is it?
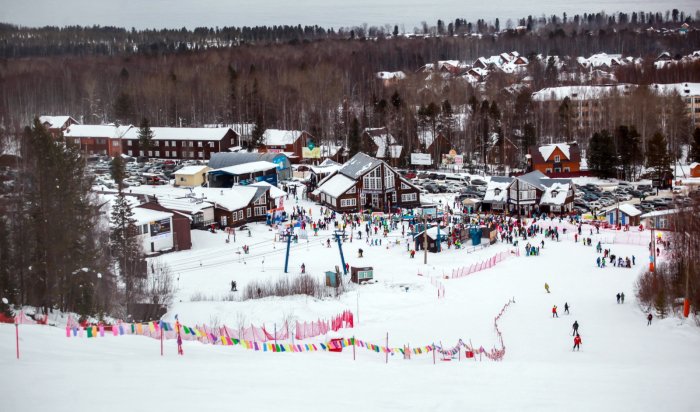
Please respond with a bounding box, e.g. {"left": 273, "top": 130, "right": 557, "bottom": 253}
{"left": 552, "top": 305, "right": 559, "bottom": 318}
{"left": 573, "top": 333, "right": 582, "bottom": 351}
{"left": 564, "top": 302, "right": 570, "bottom": 314}
{"left": 572, "top": 320, "right": 579, "bottom": 335}
{"left": 616, "top": 293, "right": 621, "bottom": 304}
{"left": 621, "top": 292, "right": 625, "bottom": 304}
{"left": 647, "top": 313, "right": 653, "bottom": 326}
{"left": 545, "top": 283, "right": 550, "bottom": 293}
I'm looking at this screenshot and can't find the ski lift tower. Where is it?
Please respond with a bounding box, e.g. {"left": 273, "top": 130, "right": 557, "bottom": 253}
{"left": 334, "top": 230, "right": 348, "bottom": 275}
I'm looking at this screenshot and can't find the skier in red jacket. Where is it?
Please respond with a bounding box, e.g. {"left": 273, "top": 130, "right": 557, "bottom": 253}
{"left": 573, "top": 333, "right": 581, "bottom": 351}
{"left": 552, "top": 305, "right": 559, "bottom": 318}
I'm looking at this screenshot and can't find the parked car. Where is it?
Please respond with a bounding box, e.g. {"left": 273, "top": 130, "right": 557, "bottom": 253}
{"left": 588, "top": 201, "right": 603, "bottom": 210}
{"left": 615, "top": 193, "right": 632, "bottom": 201}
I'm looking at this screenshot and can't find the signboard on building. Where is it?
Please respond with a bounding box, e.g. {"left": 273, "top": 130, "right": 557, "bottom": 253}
{"left": 411, "top": 153, "right": 432, "bottom": 165}
{"left": 442, "top": 152, "right": 463, "bottom": 167}
{"left": 149, "top": 218, "right": 171, "bottom": 237}
{"left": 302, "top": 147, "right": 321, "bottom": 159}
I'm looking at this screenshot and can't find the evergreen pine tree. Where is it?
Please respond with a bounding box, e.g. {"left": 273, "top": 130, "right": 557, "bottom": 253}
{"left": 250, "top": 113, "right": 265, "bottom": 151}
{"left": 690, "top": 127, "right": 700, "bottom": 163}
{"left": 587, "top": 130, "right": 618, "bottom": 178}
{"left": 138, "top": 118, "right": 154, "bottom": 159}
{"left": 113, "top": 92, "right": 133, "bottom": 124}
{"left": 110, "top": 155, "right": 126, "bottom": 193}
{"left": 110, "top": 194, "right": 144, "bottom": 307}
{"left": 646, "top": 131, "right": 671, "bottom": 182}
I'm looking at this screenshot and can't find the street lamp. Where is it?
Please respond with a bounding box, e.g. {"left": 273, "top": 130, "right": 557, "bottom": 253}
{"left": 649, "top": 219, "right": 656, "bottom": 272}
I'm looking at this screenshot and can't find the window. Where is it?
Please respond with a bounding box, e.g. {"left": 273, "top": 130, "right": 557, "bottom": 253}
{"left": 209, "top": 142, "right": 215, "bottom": 148}
{"left": 127, "top": 140, "right": 132, "bottom": 146}
{"left": 360, "top": 193, "right": 366, "bottom": 206}
{"left": 363, "top": 167, "right": 382, "bottom": 190}
{"left": 165, "top": 141, "right": 169, "bottom": 147}
{"left": 340, "top": 198, "right": 357, "bottom": 208}
{"left": 401, "top": 193, "right": 417, "bottom": 202}
{"left": 171, "top": 151, "right": 177, "bottom": 158}
{"left": 139, "top": 150, "right": 144, "bottom": 156}
{"left": 384, "top": 169, "right": 395, "bottom": 189}
{"left": 391, "top": 192, "right": 397, "bottom": 203}
{"left": 554, "top": 167, "right": 561, "bottom": 173}
{"left": 254, "top": 195, "right": 266, "bottom": 205}
{"left": 545, "top": 168, "right": 552, "bottom": 174}
{"left": 164, "top": 151, "right": 169, "bottom": 158}
{"left": 347, "top": 186, "right": 356, "bottom": 194}
{"left": 180, "top": 177, "right": 186, "bottom": 182}
{"left": 554, "top": 155, "right": 560, "bottom": 162}
{"left": 221, "top": 216, "right": 227, "bottom": 226}
{"left": 141, "top": 224, "right": 148, "bottom": 234}
{"left": 188, "top": 141, "right": 195, "bottom": 147}
{"left": 564, "top": 167, "right": 570, "bottom": 172}
{"left": 112, "top": 141, "right": 119, "bottom": 147}
{"left": 155, "top": 151, "right": 160, "bottom": 157}
{"left": 247, "top": 208, "right": 252, "bottom": 218}
{"left": 148, "top": 151, "right": 153, "bottom": 157}
{"left": 198, "top": 142, "right": 203, "bottom": 147}
{"left": 198, "top": 152, "right": 204, "bottom": 158}
{"left": 254, "top": 206, "right": 266, "bottom": 215}
{"left": 401, "top": 182, "right": 411, "bottom": 190}
{"left": 171, "top": 141, "right": 176, "bottom": 147}
{"left": 128, "top": 150, "right": 133, "bottom": 156}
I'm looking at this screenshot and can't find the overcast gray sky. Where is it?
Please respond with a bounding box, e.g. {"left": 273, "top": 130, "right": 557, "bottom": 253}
{"left": 0, "top": 0, "right": 697, "bottom": 30}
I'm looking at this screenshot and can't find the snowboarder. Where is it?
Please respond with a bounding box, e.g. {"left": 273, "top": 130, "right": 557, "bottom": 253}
{"left": 552, "top": 305, "right": 559, "bottom": 318}
{"left": 647, "top": 313, "right": 653, "bottom": 326}
{"left": 564, "top": 302, "right": 570, "bottom": 314}
{"left": 620, "top": 292, "right": 625, "bottom": 304}
{"left": 545, "top": 283, "right": 550, "bottom": 293}
{"left": 572, "top": 320, "right": 579, "bottom": 336}
{"left": 616, "top": 293, "right": 621, "bottom": 304}
{"left": 573, "top": 333, "right": 582, "bottom": 351}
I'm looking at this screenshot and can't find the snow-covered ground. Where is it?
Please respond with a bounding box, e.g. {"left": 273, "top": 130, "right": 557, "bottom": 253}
{"left": 2, "top": 196, "right": 699, "bottom": 411}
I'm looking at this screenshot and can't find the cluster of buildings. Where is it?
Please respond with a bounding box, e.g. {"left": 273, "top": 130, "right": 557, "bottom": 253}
{"left": 482, "top": 170, "right": 576, "bottom": 215}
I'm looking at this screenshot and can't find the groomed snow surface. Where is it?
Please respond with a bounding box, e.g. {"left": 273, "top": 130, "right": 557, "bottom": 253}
{"left": 2, "top": 196, "right": 700, "bottom": 411}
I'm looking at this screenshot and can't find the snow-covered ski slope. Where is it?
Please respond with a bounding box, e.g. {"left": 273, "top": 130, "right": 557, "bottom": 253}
{"left": 2, "top": 198, "right": 699, "bottom": 411}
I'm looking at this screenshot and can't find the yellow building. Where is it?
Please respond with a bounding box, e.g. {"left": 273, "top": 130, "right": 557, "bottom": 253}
{"left": 173, "top": 165, "right": 210, "bottom": 187}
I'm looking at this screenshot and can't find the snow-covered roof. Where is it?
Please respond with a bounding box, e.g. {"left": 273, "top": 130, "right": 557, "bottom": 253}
{"left": 387, "top": 145, "right": 403, "bottom": 159}
{"left": 649, "top": 83, "right": 700, "bottom": 97}
{"left": 539, "top": 182, "right": 571, "bottom": 205}
{"left": 123, "top": 127, "right": 232, "bottom": 141}
{"left": 249, "top": 181, "right": 286, "bottom": 198}
{"left": 614, "top": 203, "right": 642, "bottom": 217}
{"left": 39, "top": 115, "right": 78, "bottom": 129}
{"left": 532, "top": 85, "right": 633, "bottom": 102}
{"left": 539, "top": 143, "right": 571, "bottom": 161}
{"left": 314, "top": 174, "right": 357, "bottom": 198}
{"left": 174, "top": 165, "right": 209, "bottom": 176}
{"left": 123, "top": 185, "right": 266, "bottom": 213}
{"left": 310, "top": 164, "right": 342, "bottom": 175}
{"left": 132, "top": 207, "right": 173, "bottom": 225}
{"left": 155, "top": 197, "right": 214, "bottom": 214}
{"left": 212, "top": 161, "right": 278, "bottom": 175}
{"left": 376, "top": 71, "right": 406, "bottom": 80}
{"left": 64, "top": 124, "right": 132, "bottom": 139}
{"left": 483, "top": 177, "right": 512, "bottom": 203}
{"left": 262, "top": 129, "right": 303, "bottom": 146}
{"left": 577, "top": 53, "right": 622, "bottom": 69}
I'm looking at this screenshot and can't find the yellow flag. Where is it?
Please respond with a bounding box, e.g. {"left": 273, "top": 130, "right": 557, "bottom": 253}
{"left": 220, "top": 336, "right": 227, "bottom": 345}
{"left": 148, "top": 322, "right": 155, "bottom": 333}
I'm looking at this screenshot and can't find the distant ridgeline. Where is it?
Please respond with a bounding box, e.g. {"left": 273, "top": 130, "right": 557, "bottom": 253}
{"left": 0, "top": 9, "right": 697, "bottom": 58}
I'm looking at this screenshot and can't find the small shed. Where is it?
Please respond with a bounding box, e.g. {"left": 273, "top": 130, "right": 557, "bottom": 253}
{"left": 690, "top": 162, "right": 700, "bottom": 178}
{"left": 350, "top": 267, "right": 374, "bottom": 284}
{"left": 606, "top": 204, "right": 642, "bottom": 226}
{"left": 173, "top": 165, "right": 210, "bottom": 187}
{"left": 325, "top": 271, "right": 341, "bottom": 287}
{"left": 413, "top": 226, "right": 446, "bottom": 253}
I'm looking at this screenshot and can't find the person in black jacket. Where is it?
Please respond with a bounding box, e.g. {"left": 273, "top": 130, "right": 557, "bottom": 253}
{"left": 572, "top": 320, "right": 579, "bottom": 336}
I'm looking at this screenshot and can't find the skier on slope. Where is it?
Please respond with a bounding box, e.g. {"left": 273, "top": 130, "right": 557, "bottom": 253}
{"left": 573, "top": 333, "right": 582, "bottom": 351}
{"left": 564, "top": 302, "right": 570, "bottom": 314}
{"left": 545, "top": 283, "right": 551, "bottom": 293}
{"left": 572, "top": 320, "right": 579, "bottom": 336}
{"left": 552, "top": 305, "right": 559, "bottom": 318}
{"left": 647, "top": 313, "right": 653, "bottom": 326}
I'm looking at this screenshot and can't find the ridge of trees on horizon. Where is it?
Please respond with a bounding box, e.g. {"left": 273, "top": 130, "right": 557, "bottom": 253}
{"left": 0, "top": 8, "right": 698, "bottom": 58}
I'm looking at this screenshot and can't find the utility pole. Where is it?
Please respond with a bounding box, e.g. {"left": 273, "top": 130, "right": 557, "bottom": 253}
{"left": 423, "top": 213, "right": 428, "bottom": 265}
{"left": 516, "top": 178, "right": 521, "bottom": 220}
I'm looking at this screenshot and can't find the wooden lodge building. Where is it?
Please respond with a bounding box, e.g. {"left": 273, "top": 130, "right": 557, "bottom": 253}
{"left": 312, "top": 152, "right": 421, "bottom": 212}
